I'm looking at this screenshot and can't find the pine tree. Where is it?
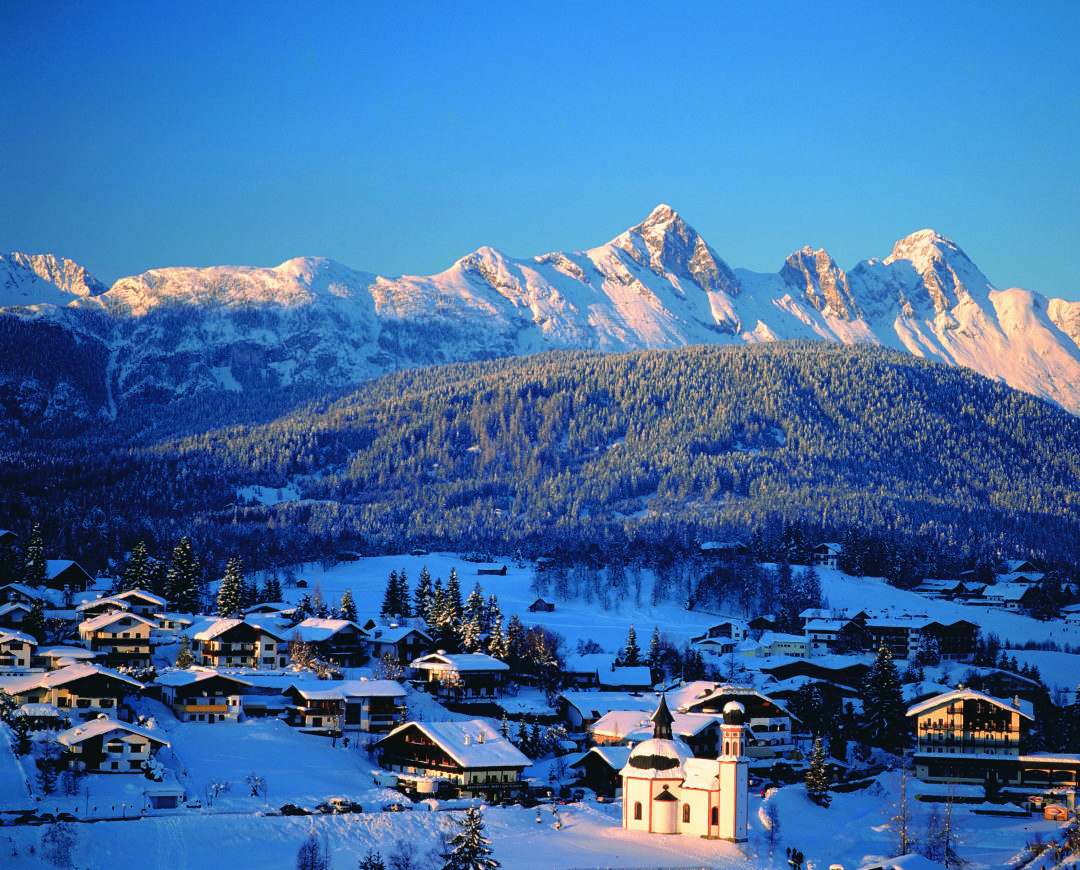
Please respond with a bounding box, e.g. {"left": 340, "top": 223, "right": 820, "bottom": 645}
{"left": 646, "top": 626, "right": 662, "bottom": 673}
{"left": 262, "top": 573, "right": 283, "bottom": 604}
{"left": 445, "top": 568, "right": 463, "bottom": 625}
{"left": 620, "top": 624, "right": 641, "bottom": 666}
{"left": 23, "top": 523, "right": 45, "bottom": 588}
{"left": 499, "top": 712, "right": 510, "bottom": 740}
{"left": 147, "top": 559, "right": 169, "bottom": 598}
{"left": 166, "top": 537, "right": 201, "bottom": 613}
{"left": 530, "top": 722, "right": 543, "bottom": 758}
{"left": 442, "top": 805, "right": 499, "bottom": 870}
{"left": 805, "top": 736, "right": 831, "bottom": 807}
{"left": 117, "top": 540, "right": 150, "bottom": 593}
{"left": 24, "top": 599, "right": 47, "bottom": 643}
{"left": 381, "top": 570, "right": 402, "bottom": 619}
{"left": 485, "top": 593, "right": 500, "bottom": 635}
{"left": 516, "top": 720, "right": 530, "bottom": 755}
{"left": 339, "top": 588, "right": 357, "bottom": 622}
{"left": 217, "top": 557, "right": 245, "bottom": 618}
{"left": 176, "top": 634, "right": 194, "bottom": 669}
{"left": 395, "top": 569, "right": 412, "bottom": 618}
{"left": 486, "top": 610, "right": 508, "bottom": 660}
{"left": 861, "top": 644, "right": 907, "bottom": 753}
{"left": 505, "top": 614, "right": 526, "bottom": 670}
{"left": 414, "top": 566, "right": 433, "bottom": 623}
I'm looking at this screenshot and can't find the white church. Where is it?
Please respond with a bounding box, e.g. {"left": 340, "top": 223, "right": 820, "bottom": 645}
{"left": 620, "top": 694, "right": 748, "bottom": 840}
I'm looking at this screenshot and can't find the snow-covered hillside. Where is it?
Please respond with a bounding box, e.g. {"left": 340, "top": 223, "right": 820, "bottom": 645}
{"left": 5, "top": 205, "right": 1080, "bottom": 421}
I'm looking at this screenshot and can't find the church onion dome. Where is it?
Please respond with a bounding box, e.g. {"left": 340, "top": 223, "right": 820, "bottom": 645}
{"left": 619, "top": 736, "right": 695, "bottom": 779}
{"left": 723, "top": 700, "right": 746, "bottom": 725}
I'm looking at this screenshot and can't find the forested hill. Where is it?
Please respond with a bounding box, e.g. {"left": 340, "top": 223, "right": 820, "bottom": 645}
{"left": 5, "top": 341, "right": 1080, "bottom": 581}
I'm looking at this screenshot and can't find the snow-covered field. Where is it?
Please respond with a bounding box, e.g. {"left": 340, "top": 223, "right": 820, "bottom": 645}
{"left": 1, "top": 773, "right": 1068, "bottom": 870}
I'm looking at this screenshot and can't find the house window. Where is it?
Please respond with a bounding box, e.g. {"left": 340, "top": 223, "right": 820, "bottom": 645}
{"left": 683, "top": 804, "right": 691, "bottom": 823}
{"left": 633, "top": 802, "right": 642, "bottom": 821}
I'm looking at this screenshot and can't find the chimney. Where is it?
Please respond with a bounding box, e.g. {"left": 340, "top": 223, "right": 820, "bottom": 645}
{"left": 1013, "top": 695, "right": 1020, "bottom": 707}
{"left": 478, "top": 731, "right": 485, "bottom": 744}
{"left": 464, "top": 733, "right": 471, "bottom": 745}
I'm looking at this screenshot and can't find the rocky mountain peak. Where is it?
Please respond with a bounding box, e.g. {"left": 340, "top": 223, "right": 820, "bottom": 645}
{"left": 613, "top": 205, "right": 739, "bottom": 296}
{"left": 780, "top": 246, "right": 859, "bottom": 321}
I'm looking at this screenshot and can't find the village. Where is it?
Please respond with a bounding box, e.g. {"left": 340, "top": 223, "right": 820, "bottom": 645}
{"left": 0, "top": 530, "right": 1078, "bottom": 870}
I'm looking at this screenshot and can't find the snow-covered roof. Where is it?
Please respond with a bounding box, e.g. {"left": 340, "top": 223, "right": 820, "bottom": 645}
{"left": 564, "top": 653, "right": 617, "bottom": 674}
{"left": 906, "top": 688, "right": 1034, "bottom": 720}
{"left": 57, "top": 717, "right": 169, "bottom": 747}
{"left": 76, "top": 596, "right": 130, "bottom": 613}
{"left": 35, "top": 645, "right": 95, "bottom": 661}
{"left": 114, "top": 589, "right": 167, "bottom": 606}
{"left": 594, "top": 710, "right": 719, "bottom": 744}
{"left": 79, "top": 611, "right": 155, "bottom": 633}
{"left": 46, "top": 560, "right": 89, "bottom": 579}
{"left": 411, "top": 652, "right": 508, "bottom": 672}
{"left": 982, "top": 583, "right": 1037, "bottom": 601}
{"left": 0, "top": 601, "right": 31, "bottom": 616}
{"left": 570, "top": 745, "right": 633, "bottom": 772}
{"left": 293, "top": 617, "right": 365, "bottom": 643}
{"left": 21, "top": 663, "right": 144, "bottom": 692}
{"left": 618, "top": 736, "right": 694, "bottom": 779}
{"left": 288, "top": 678, "right": 405, "bottom": 700}
{"left": 380, "top": 719, "right": 530, "bottom": 770}
{"left": 368, "top": 624, "right": 431, "bottom": 644}
{"left": 191, "top": 617, "right": 289, "bottom": 642}
{"left": 560, "top": 691, "right": 657, "bottom": 720}
{"left": 0, "top": 628, "right": 36, "bottom": 646}
{"left": 155, "top": 668, "right": 253, "bottom": 689}
{"left": 681, "top": 757, "right": 721, "bottom": 791}
{"left": 758, "top": 631, "right": 808, "bottom": 645}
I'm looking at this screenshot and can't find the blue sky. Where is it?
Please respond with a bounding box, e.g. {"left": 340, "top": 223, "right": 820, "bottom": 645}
{"left": 3, "top": 1, "right": 1079, "bottom": 298}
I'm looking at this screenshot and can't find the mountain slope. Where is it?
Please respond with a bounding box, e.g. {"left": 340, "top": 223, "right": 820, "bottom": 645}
{"left": 3, "top": 205, "right": 1080, "bottom": 432}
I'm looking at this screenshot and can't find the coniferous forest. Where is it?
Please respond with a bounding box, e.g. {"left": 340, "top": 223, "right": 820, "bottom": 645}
{"left": 3, "top": 341, "right": 1080, "bottom": 587}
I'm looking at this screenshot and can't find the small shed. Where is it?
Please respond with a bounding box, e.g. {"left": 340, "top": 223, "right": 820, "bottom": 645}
{"left": 528, "top": 598, "right": 555, "bottom": 613}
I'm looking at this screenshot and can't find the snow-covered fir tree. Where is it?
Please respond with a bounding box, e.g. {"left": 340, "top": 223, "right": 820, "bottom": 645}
{"left": 176, "top": 634, "right": 194, "bottom": 669}
{"left": 442, "top": 805, "right": 499, "bottom": 870}
{"left": 414, "top": 566, "right": 433, "bottom": 621}
{"left": 395, "top": 569, "right": 411, "bottom": 617}
{"left": 358, "top": 847, "right": 385, "bottom": 870}
{"left": 115, "top": 540, "right": 149, "bottom": 593}
{"left": 381, "top": 570, "right": 404, "bottom": 619}
{"left": 23, "top": 523, "right": 45, "bottom": 588}
{"left": 486, "top": 610, "right": 508, "bottom": 660}
{"left": 619, "top": 624, "right": 641, "bottom": 666}
{"left": 311, "top": 581, "right": 328, "bottom": 618}
{"left": 339, "top": 588, "right": 357, "bottom": 622}
{"left": 217, "top": 557, "right": 245, "bottom": 618}
{"left": 805, "top": 736, "right": 831, "bottom": 807}
{"left": 444, "top": 568, "right": 463, "bottom": 625}
{"left": 861, "top": 644, "right": 906, "bottom": 752}
{"left": 646, "top": 626, "right": 662, "bottom": 673}
{"left": 485, "top": 593, "right": 500, "bottom": 635}
{"left": 166, "top": 537, "right": 201, "bottom": 613}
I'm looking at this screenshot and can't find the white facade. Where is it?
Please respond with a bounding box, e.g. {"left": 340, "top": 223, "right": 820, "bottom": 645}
{"left": 620, "top": 698, "right": 748, "bottom": 841}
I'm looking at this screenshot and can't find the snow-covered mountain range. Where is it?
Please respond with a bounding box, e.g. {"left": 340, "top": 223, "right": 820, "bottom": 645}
{"left": 4, "top": 205, "right": 1080, "bottom": 429}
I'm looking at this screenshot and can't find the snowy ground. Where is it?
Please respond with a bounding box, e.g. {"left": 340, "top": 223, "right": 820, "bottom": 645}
{"left": 0, "top": 775, "right": 1070, "bottom": 870}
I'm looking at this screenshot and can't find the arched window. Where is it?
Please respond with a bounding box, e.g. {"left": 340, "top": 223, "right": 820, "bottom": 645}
{"left": 683, "top": 804, "right": 691, "bottom": 823}
{"left": 711, "top": 806, "right": 719, "bottom": 826}
{"left": 633, "top": 801, "right": 642, "bottom": 820}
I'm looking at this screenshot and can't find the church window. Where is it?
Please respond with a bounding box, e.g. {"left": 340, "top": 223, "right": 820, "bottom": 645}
{"left": 683, "top": 804, "right": 691, "bottom": 823}
{"left": 711, "top": 806, "right": 718, "bottom": 826}
{"left": 633, "top": 802, "right": 642, "bottom": 820}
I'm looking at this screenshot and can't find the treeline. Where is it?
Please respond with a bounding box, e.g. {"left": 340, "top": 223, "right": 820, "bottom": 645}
{"left": 2, "top": 342, "right": 1080, "bottom": 583}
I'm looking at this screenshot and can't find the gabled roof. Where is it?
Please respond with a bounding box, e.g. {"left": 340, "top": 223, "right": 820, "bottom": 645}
{"left": 57, "top": 717, "right": 169, "bottom": 747}
{"left": 76, "top": 596, "right": 131, "bottom": 614}
{"left": 3, "top": 663, "right": 144, "bottom": 695}
{"left": 560, "top": 691, "right": 657, "bottom": 721}
{"left": 79, "top": 611, "right": 156, "bottom": 633}
{"left": 570, "top": 745, "right": 633, "bottom": 772}
{"left": 0, "top": 601, "right": 32, "bottom": 616}
{"left": 293, "top": 618, "right": 366, "bottom": 643}
{"left": 368, "top": 624, "right": 432, "bottom": 644}
{"left": 46, "top": 560, "right": 91, "bottom": 579}
{"left": 0, "top": 629, "right": 37, "bottom": 647}
{"left": 113, "top": 589, "right": 167, "bottom": 606}
{"left": 410, "top": 652, "right": 508, "bottom": 672}
{"left": 155, "top": 668, "right": 253, "bottom": 689}
{"left": 378, "top": 719, "right": 530, "bottom": 769}
{"left": 288, "top": 678, "right": 405, "bottom": 701}
{"left": 906, "top": 688, "right": 1034, "bottom": 721}
{"left": 0, "top": 583, "right": 45, "bottom": 601}
{"left": 190, "top": 617, "right": 287, "bottom": 642}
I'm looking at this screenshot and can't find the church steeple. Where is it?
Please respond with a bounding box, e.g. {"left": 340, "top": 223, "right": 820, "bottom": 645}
{"left": 651, "top": 695, "right": 674, "bottom": 740}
